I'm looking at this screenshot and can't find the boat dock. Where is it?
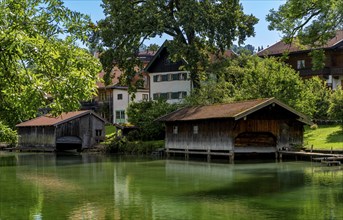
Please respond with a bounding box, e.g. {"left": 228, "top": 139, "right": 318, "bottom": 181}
{"left": 278, "top": 150, "right": 343, "bottom": 166}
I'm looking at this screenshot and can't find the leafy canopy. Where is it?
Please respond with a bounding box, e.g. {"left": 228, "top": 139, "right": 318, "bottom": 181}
{"left": 127, "top": 100, "right": 179, "bottom": 141}
{"left": 0, "top": 0, "right": 101, "bottom": 142}
{"left": 185, "top": 55, "right": 330, "bottom": 118}
{"left": 267, "top": 0, "right": 343, "bottom": 45}
{"left": 95, "top": 0, "right": 258, "bottom": 87}
{"left": 267, "top": 0, "right": 343, "bottom": 69}
{"left": 328, "top": 89, "right": 343, "bottom": 130}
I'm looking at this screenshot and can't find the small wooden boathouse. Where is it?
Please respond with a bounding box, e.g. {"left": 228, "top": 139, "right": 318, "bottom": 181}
{"left": 158, "top": 98, "right": 312, "bottom": 161}
{"left": 16, "top": 110, "right": 106, "bottom": 151}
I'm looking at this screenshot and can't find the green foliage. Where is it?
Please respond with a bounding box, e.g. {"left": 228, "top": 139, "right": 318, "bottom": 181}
{"left": 328, "top": 88, "right": 343, "bottom": 130}
{"left": 267, "top": 0, "right": 343, "bottom": 69}
{"left": 267, "top": 0, "right": 342, "bottom": 45}
{"left": 106, "top": 135, "right": 164, "bottom": 154}
{"left": 310, "top": 124, "right": 318, "bottom": 130}
{"left": 126, "top": 100, "right": 179, "bottom": 141}
{"left": 147, "top": 44, "right": 160, "bottom": 53}
{"left": 185, "top": 55, "right": 330, "bottom": 118}
{"left": 307, "top": 77, "right": 331, "bottom": 120}
{"left": 0, "top": 0, "right": 101, "bottom": 136}
{"left": 0, "top": 122, "right": 17, "bottom": 145}
{"left": 95, "top": 0, "right": 258, "bottom": 88}
{"left": 105, "top": 125, "right": 116, "bottom": 137}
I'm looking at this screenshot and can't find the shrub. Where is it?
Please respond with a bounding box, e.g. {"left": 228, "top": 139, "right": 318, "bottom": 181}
{"left": 310, "top": 124, "right": 318, "bottom": 130}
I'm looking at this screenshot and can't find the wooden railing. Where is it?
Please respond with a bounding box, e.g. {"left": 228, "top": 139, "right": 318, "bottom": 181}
{"left": 298, "top": 67, "right": 343, "bottom": 77}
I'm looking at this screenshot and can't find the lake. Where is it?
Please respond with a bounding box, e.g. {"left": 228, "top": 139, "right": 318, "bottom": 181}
{"left": 0, "top": 152, "right": 342, "bottom": 220}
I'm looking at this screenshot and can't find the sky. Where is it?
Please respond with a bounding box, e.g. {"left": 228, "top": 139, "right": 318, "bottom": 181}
{"left": 62, "top": 0, "right": 286, "bottom": 49}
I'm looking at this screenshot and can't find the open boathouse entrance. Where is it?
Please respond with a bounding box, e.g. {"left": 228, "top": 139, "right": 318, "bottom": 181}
{"left": 56, "top": 136, "right": 83, "bottom": 152}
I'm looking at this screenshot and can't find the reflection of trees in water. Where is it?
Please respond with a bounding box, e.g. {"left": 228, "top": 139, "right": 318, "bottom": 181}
{"left": 1, "top": 154, "right": 342, "bottom": 219}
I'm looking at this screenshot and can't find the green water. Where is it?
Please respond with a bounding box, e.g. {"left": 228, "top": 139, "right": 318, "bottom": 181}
{"left": 0, "top": 152, "right": 342, "bottom": 220}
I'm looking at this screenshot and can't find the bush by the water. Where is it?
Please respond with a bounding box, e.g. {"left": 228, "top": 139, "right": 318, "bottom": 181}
{"left": 106, "top": 135, "right": 164, "bottom": 155}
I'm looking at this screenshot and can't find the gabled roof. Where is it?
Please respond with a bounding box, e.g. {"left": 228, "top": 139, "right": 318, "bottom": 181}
{"left": 257, "top": 30, "right": 343, "bottom": 56}
{"left": 158, "top": 98, "right": 312, "bottom": 125}
{"left": 16, "top": 110, "right": 106, "bottom": 127}
{"left": 145, "top": 41, "right": 236, "bottom": 73}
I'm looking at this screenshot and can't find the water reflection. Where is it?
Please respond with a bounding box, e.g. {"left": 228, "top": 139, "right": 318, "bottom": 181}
{"left": 0, "top": 153, "right": 342, "bottom": 219}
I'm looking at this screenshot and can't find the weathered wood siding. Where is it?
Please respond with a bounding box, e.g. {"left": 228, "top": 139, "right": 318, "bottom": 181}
{"left": 17, "top": 126, "right": 56, "bottom": 150}
{"left": 90, "top": 116, "right": 106, "bottom": 147}
{"left": 56, "top": 114, "right": 105, "bottom": 149}
{"left": 165, "top": 118, "right": 304, "bottom": 153}
{"left": 18, "top": 113, "right": 105, "bottom": 150}
{"left": 165, "top": 119, "right": 235, "bottom": 151}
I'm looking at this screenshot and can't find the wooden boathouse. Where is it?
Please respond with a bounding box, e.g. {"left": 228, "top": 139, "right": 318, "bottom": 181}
{"left": 16, "top": 110, "right": 106, "bottom": 151}
{"left": 158, "top": 98, "right": 312, "bottom": 161}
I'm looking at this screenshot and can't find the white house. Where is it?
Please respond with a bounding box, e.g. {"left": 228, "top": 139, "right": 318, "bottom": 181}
{"left": 112, "top": 86, "right": 149, "bottom": 124}
{"left": 145, "top": 44, "right": 192, "bottom": 104}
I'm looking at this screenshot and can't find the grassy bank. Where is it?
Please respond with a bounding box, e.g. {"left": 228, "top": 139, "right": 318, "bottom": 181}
{"left": 304, "top": 125, "right": 343, "bottom": 150}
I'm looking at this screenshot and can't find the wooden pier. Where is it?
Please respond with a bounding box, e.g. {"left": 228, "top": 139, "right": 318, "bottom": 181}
{"left": 278, "top": 150, "right": 343, "bottom": 166}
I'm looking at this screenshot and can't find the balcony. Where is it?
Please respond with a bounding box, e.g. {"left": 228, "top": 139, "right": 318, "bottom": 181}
{"left": 298, "top": 67, "right": 331, "bottom": 77}
{"left": 331, "top": 67, "right": 343, "bottom": 76}
{"left": 298, "top": 67, "right": 343, "bottom": 77}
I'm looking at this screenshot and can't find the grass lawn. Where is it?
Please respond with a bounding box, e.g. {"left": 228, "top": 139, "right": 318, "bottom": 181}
{"left": 105, "top": 125, "right": 116, "bottom": 136}
{"left": 304, "top": 125, "right": 343, "bottom": 150}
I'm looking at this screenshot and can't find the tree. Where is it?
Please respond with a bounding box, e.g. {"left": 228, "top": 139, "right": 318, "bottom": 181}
{"left": 127, "top": 100, "right": 179, "bottom": 140}
{"left": 186, "top": 55, "right": 329, "bottom": 118}
{"left": 267, "top": 0, "right": 343, "bottom": 45}
{"left": 95, "top": 0, "right": 258, "bottom": 88}
{"left": 0, "top": 0, "right": 101, "bottom": 142}
{"left": 146, "top": 44, "right": 160, "bottom": 53}
{"left": 328, "top": 88, "right": 343, "bottom": 130}
{"left": 267, "top": 0, "right": 343, "bottom": 69}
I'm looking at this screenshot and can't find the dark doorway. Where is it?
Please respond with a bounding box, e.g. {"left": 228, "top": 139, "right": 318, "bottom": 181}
{"left": 56, "top": 136, "right": 82, "bottom": 152}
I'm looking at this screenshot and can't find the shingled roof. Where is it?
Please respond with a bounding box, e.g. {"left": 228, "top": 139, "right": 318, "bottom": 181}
{"left": 257, "top": 30, "right": 343, "bottom": 56}
{"left": 158, "top": 98, "right": 311, "bottom": 124}
{"left": 16, "top": 110, "right": 105, "bottom": 127}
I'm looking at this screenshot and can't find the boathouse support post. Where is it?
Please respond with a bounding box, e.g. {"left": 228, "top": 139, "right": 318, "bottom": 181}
{"left": 207, "top": 149, "right": 211, "bottom": 162}
{"left": 229, "top": 151, "right": 234, "bottom": 164}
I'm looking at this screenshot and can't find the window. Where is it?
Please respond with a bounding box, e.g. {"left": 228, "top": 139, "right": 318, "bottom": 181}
{"left": 95, "top": 129, "right": 102, "bottom": 137}
{"left": 193, "top": 125, "right": 198, "bottom": 134}
{"left": 153, "top": 75, "right": 158, "bottom": 82}
{"left": 172, "top": 73, "right": 180, "bottom": 80}
{"left": 100, "top": 93, "right": 106, "bottom": 101}
{"left": 171, "top": 92, "right": 180, "bottom": 99}
{"left": 161, "top": 74, "right": 169, "bottom": 81}
{"left": 117, "top": 94, "right": 123, "bottom": 100}
{"left": 153, "top": 93, "right": 159, "bottom": 100}
{"left": 115, "top": 110, "right": 125, "bottom": 123}
{"left": 142, "top": 94, "right": 148, "bottom": 100}
{"left": 173, "top": 126, "right": 178, "bottom": 134}
{"left": 297, "top": 60, "right": 305, "bottom": 69}
{"left": 180, "top": 73, "right": 187, "bottom": 80}
{"left": 160, "top": 93, "right": 169, "bottom": 100}
{"left": 181, "top": 91, "right": 187, "bottom": 98}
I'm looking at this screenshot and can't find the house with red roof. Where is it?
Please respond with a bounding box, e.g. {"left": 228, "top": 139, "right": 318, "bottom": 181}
{"left": 83, "top": 51, "right": 154, "bottom": 123}
{"left": 16, "top": 110, "right": 106, "bottom": 151}
{"left": 257, "top": 30, "right": 343, "bottom": 89}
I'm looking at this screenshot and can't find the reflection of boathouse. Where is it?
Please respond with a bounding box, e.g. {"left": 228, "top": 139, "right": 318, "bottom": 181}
{"left": 16, "top": 110, "right": 106, "bottom": 151}
{"left": 158, "top": 98, "right": 312, "bottom": 161}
